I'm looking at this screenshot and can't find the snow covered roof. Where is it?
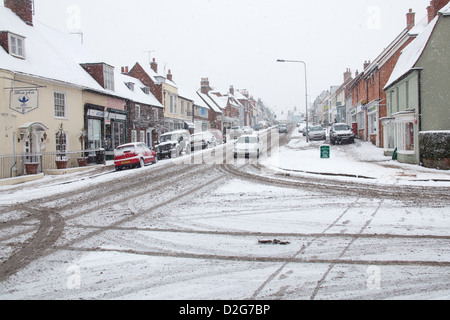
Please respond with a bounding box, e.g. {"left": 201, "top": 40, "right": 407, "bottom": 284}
{"left": 117, "top": 73, "right": 163, "bottom": 108}
{"left": 0, "top": 5, "right": 164, "bottom": 108}
{"left": 134, "top": 59, "right": 178, "bottom": 89}
{"left": 384, "top": 16, "right": 439, "bottom": 90}
{"left": 440, "top": 2, "right": 450, "bottom": 15}
{"left": 0, "top": 6, "right": 104, "bottom": 90}
{"left": 196, "top": 91, "right": 223, "bottom": 114}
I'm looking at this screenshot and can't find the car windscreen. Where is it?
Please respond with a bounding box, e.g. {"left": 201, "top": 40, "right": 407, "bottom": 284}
{"left": 237, "top": 136, "right": 258, "bottom": 144}
{"left": 334, "top": 125, "right": 350, "bottom": 131}
{"left": 160, "top": 135, "right": 175, "bottom": 142}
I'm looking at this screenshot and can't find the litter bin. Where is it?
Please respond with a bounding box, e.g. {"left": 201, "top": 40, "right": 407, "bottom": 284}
{"left": 96, "top": 148, "right": 106, "bottom": 165}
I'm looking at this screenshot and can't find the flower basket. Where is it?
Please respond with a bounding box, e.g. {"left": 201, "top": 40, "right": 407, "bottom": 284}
{"left": 55, "top": 160, "right": 68, "bottom": 170}
{"left": 77, "top": 157, "right": 88, "bottom": 167}
{"left": 25, "top": 162, "right": 39, "bottom": 175}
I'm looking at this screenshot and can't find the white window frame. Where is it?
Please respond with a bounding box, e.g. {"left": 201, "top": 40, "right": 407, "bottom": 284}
{"left": 132, "top": 130, "right": 137, "bottom": 143}
{"left": 8, "top": 33, "right": 25, "bottom": 59}
{"left": 140, "top": 130, "right": 145, "bottom": 143}
{"left": 135, "top": 104, "right": 141, "bottom": 119}
{"left": 54, "top": 91, "right": 67, "bottom": 119}
{"left": 103, "top": 65, "right": 115, "bottom": 91}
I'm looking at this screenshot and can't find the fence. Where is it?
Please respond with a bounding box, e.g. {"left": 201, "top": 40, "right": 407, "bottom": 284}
{"left": 0, "top": 149, "right": 106, "bottom": 179}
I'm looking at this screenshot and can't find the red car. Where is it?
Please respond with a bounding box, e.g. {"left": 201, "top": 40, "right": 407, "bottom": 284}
{"left": 114, "top": 142, "right": 157, "bottom": 171}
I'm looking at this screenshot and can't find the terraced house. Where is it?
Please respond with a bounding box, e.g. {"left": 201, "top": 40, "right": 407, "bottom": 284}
{"left": 383, "top": 0, "right": 450, "bottom": 168}
{"left": 0, "top": 0, "right": 163, "bottom": 178}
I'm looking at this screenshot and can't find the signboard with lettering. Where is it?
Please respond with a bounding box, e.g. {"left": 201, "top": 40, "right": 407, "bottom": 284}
{"left": 9, "top": 89, "right": 39, "bottom": 114}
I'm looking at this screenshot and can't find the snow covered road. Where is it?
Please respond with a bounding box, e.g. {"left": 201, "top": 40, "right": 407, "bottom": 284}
{"left": 0, "top": 129, "right": 449, "bottom": 300}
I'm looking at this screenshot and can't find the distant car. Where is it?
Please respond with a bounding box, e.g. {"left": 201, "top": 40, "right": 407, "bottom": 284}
{"left": 191, "top": 131, "right": 217, "bottom": 151}
{"left": 208, "top": 129, "right": 224, "bottom": 144}
{"left": 279, "top": 124, "right": 288, "bottom": 133}
{"left": 156, "top": 130, "right": 191, "bottom": 159}
{"left": 330, "top": 123, "right": 355, "bottom": 145}
{"left": 234, "top": 134, "right": 263, "bottom": 159}
{"left": 242, "top": 126, "right": 253, "bottom": 134}
{"left": 114, "top": 142, "right": 157, "bottom": 171}
{"left": 308, "top": 125, "right": 327, "bottom": 141}
{"left": 253, "top": 123, "right": 264, "bottom": 131}
{"left": 229, "top": 126, "right": 244, "bottom": 139}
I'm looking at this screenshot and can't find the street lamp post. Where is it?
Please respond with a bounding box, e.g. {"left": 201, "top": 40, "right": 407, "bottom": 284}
{"left": 277, "top": 59, "right": 310, "bottom": 143}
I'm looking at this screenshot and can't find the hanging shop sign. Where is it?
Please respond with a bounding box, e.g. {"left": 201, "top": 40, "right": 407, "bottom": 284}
{"left": 9, "top": 88, "right": 39, "bottom": 114}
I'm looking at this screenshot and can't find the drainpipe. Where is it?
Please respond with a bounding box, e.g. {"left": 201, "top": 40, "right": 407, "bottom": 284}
{"left": 417, "top": 69, "right": 423, "bottom": 165}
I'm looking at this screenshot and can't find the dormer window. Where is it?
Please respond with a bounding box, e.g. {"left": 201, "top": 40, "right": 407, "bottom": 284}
{"left": 80, "top": 63, "right": 115, "bottom": 91}
{"left": 125, "top": 82, "right": 135, "bottom": 91}
{"left": 8, "top": 33, "right": 25, "bottom": 59}
{"left": 103, "top": 65, "right": 115, "bottom": 91}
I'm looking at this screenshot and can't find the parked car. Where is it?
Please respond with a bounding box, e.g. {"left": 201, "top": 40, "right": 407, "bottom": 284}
{"left": 242, "top": 126, "right": 253, "bottom": 134}
{"left": 329, "top": 123, "right": 355, "bottom": 145}
{"left": 114, "top": 142, "right": 157, "bottom": 171}
{"left": 279, "top": 124, "right": 288, "bottom": 133}
{"left": 229, "top": 126, "right": 244, "bottom": 139}
{"left": 208, "top": 129, "right": 224, "bottom": 144}
{"left": 234, "top": 134, "right": 263, "bottom": 159}
{"left": 191, "top": 131, "right": 217, "bottom": 151}
{"left": 253, "top": 123, "right": 264, "bottom": 131}
{"left": 156, "top": 130, "right": 191, "bottom": 159}
{"left": 308, "top": 125, "right": 327, "bottom": 141}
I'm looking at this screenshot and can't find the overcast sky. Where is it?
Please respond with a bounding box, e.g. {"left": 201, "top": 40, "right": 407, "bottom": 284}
{"left": 11, "top": 0, "right": 433, "bottom": 117}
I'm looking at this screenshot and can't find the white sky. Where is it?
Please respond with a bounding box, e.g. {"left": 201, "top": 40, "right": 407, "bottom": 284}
{"left": 6, "top": 0, "right": 433, "bottom": 117}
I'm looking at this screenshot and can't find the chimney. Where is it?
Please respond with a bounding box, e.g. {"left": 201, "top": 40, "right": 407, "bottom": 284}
{"left": 406, "top": 9, "right": 416, "bottom": 30}
{"left": 428, "top": 0, "right": 449, "bottom": 23}
{"left": 201, "top": 78, "right": 210, "bottom": 94}
{"left": 121, "top": 66, "right": 129, "bottom": 74}
{"left": 167, "top": 69, "right": 173, "bottom": 81}
{"left": 427, "top": 2, "right": 435, "bottom": 23}
{"left": 4, "top": 0, "right": 34, "bottom": 26}
{"left": 344, "top": 68, "right": 352, "bottom": 81}
{"left": 229, "top": 85, "right": 234, "bottom": 96}
{"left": 364, "top": 61, "right": 371, "bottom": 70}
{"left": 150, "top": 58, "right": 158, "bottom": 73}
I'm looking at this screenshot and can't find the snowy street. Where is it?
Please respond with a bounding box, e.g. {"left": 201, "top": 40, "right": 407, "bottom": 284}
{"left": 0, "top": 128, "right": 449, "bottom": 300}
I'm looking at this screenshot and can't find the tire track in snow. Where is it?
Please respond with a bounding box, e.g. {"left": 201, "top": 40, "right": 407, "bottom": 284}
{"left": 250, "top": 197, "right": 362, "bottom": 299}
{"left": 309, "top": 199, "right": 385, "bottom": 300}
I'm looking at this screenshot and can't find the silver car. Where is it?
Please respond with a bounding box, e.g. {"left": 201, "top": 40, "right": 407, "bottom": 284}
{"left": 308, "top": 126, "right": 326, "bottom": 141}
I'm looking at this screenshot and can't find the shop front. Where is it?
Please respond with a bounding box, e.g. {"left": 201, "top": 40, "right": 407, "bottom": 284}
{"left": 85, "top": 104, "right": 127, "bottom": 161}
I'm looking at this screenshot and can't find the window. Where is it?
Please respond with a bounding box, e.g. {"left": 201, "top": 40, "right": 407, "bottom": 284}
{"left": 169, "top": 95, "right": 177, "bottom": 114}
{"left": 54, "top": 92, "right": 67, "bottom": 118}
{"left": 9, "top": 33, "right": 25, "bottom": 58}
{"left": 55, "top": 131, "right": 67, "bottom": 159}
{"left": 132, "top": 130, "right": 137, "bottom": 143}
{"left": 154, "top": 109, "right": 159, "bottom": 121}
{"left": 181, "top": 100, "right": 185, "bottom": 115}
{"left": 103, "top": 65, "right": 115, "bottom": 91}
{"left": 140, "top": 131, "right": 145, "bottom": 143}
{"left": 405, "top": 122, "right": 414, "bottom": 151}
{"left": 135, "top": 105, "right": 141, "bottom": 118}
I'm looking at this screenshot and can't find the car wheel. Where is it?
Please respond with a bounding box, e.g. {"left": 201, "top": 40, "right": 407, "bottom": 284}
{"left": 139, "top": 158, "right": 145, "bottom": 168}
